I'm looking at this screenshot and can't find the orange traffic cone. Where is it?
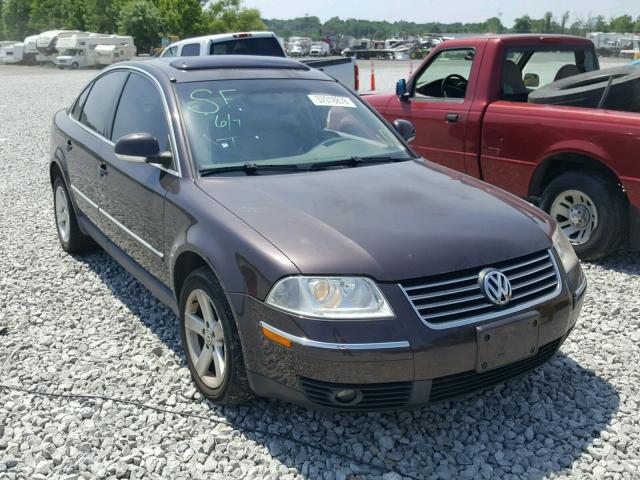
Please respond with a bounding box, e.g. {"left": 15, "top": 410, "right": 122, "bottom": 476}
{"left": 370, "top": 60, "right": 376, "bottom": 91}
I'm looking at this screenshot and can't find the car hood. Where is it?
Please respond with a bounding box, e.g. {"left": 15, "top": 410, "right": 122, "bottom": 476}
{"left": 195, "top": 160, "right": 553, "bottom": 281}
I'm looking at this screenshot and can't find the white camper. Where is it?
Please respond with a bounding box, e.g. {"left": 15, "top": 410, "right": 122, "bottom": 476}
{"left": 0, "top": 42, "right": 25, "bottom": 64}
{"left": 309, "top": 41, "right": 330, "bottom": 56}
{"left": 55, "top": 34, "right": 135, "bottom": 69}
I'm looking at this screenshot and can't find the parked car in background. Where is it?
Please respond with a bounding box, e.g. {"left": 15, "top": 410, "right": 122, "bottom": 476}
{"left": 49, "top": 55, "right": 585, "bottom": 410}
{"left": 365, "top": 34, "right": 640, "bottom": 260}
{"left": 160, "top": 31, "right": 359, "bottom": 91}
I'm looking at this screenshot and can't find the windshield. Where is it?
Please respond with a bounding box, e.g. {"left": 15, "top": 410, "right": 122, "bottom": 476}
{"left": 175, "top": 79, "right": 412, "bottom": 174}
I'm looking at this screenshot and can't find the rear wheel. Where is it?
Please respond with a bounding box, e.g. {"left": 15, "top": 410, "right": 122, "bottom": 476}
{"left": 52, "top": 175, "right": 96, "bottom": 253}
{"left": 179, "top": 267, "right": 254, "bottom": 405}
{"left": 540, "top": 172, "right": 627, "bottom": 260}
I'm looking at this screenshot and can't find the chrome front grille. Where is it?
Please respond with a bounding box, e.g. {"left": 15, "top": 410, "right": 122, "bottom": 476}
{"left": 399, "top": 250, "right": 561, "bottom": 326}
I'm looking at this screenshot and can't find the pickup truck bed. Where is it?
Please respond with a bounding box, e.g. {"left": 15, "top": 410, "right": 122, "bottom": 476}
{"left": 365, "top": 34, "right": 640, "bottom": 260}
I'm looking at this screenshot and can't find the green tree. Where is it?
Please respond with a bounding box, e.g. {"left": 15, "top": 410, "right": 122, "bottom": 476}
{"left": 158, "top": 0, "right": 204, "bottom": 37}
{"left": 484, "top": 16, "right": 505, "bottom": 33}
{"left": 118, "top": 0, "right": 163, "bottom": 53}
{"left": 593, "top": 15, "right": 608, "bottom": 32}
{"left": 2, "top": 0, "right": 33, "bottom": 40}
{"left": 513, "top": 15, "right": 532, "bottom": 33}
{"left": 609, "top": 14, "right": 634, "bottom": 32}
{"left": 560, "top": 11, "right": 570, "bottom": 33}
{"left": 85, "top": 0, "right": 122, "bottom": 33}
{"left": 62, "top": 0, "right": 87, "bottom": 30}
{"left": 542, "top": 11, "right": 553, "bottom": 33}
{"left": 29, "top": 0, "right": 68, "bottom": 31}
{"left": 204, "top": 0, "right": 265, "bottom": 33}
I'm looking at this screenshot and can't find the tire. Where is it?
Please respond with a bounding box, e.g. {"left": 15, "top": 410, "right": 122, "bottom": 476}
{"left": 71, "top": 62, "right": 79, "bottom": 70}
{"left": 540, "top": 172, "right": 627, "bottom": 261}
{"left": 529, "top": 65, "right": 640, "bottom": 112}
{"left": 179, "top": 267, "right": 254, "bottom": 405}
{"left": 52, "top": 175, "right": 96, "bottom": 253}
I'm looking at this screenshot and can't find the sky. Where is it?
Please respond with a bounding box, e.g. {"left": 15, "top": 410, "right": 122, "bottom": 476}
{"left": 243, "top": 0, "right": 639, "bottom": 25}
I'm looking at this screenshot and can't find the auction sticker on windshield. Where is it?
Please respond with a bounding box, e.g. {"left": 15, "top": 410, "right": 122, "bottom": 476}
{"left": 307, "top": 94, "right": 357, "bottom": 108}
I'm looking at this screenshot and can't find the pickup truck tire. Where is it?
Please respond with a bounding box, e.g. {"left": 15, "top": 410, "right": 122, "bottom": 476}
{"left": 179, "top": 267, "right": 254, "bottom": 405}
{"left": 52, "top": 176, "right": 96, "bottom": 253}
{"left": 540, "top": 172, "right": 627, "bottom": 260}
{"left": 71, "top": 62, "right": 79, "bottom": 70}
{"left": 529, "top": 66, "right": 640, "bottom": 112}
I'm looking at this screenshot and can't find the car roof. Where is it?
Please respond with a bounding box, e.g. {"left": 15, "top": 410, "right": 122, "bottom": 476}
{"left": 106, "top": 55, "right": 332, "bottom": 84}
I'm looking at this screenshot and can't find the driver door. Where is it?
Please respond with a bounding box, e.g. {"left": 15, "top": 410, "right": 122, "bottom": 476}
{"left": 385, "top": 47, "right": 480, "bottom": 173}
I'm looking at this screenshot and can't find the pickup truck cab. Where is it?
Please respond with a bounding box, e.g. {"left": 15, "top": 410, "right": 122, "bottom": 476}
{"left": 161, "top": 31, "right": 358, "bottom": 91}
{"left": 366, "top": 35, "right": 640, "bottom": 259}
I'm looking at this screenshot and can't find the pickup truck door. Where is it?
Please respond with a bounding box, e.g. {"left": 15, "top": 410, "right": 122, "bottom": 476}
{"left": 384, "top": 47, "right": 481, "bottom": 173}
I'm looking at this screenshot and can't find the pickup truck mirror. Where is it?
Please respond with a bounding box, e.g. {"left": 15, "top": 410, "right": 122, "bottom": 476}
{"left": 114, "top": 133, "right": 172, "bottom": 168}
{"left": 524, "top": 73, "right": 540, "bottom": 87}
{"left": 393, "top": 119, "right": 416, "bottom": 143}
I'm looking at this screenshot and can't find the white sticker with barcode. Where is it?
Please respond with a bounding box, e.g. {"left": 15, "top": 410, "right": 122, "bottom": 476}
{"left": 307, "top": 94, "right": 357, "bottom": 108}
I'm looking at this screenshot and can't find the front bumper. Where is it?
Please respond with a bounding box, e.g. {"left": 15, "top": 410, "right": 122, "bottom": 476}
{"left": 229, "top": 268, "right": 586, "bottom": 411}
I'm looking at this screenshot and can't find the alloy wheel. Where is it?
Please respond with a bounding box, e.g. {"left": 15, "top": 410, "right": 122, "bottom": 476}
{"left": 184, "top": 289, "right": 226, "bottom": 388}
{"left": 54, "top": 185, "right": 71, "bottom": 243}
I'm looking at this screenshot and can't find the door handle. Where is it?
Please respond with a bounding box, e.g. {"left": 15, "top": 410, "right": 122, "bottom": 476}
{"left": 66, "top": 139, "right": 73, "bottom": 151}
{"left": 446, "top": 113, "right": 460, "bottom": 123}
{"left": 98, "top": 163, "right": 108, "bottom": 177}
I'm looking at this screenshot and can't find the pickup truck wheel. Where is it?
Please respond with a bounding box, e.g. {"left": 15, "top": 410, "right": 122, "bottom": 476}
{"left": 52, "top": 176, "right": 96, "bottom": 253}
{"left": 71, "top": 62, "right": 79, "bottom": 70}
{"left": 179, "top": 268, "right": 254, "bottom": 405}
{"left": 540, "top": 172, "right": 627, "bottom": 261}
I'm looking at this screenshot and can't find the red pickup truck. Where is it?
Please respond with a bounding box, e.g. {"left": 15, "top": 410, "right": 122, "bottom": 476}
{"left": 365, "top": 34, "right": 640, "bottom": 260}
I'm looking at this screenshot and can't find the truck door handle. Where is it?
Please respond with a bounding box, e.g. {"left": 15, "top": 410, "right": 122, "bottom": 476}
{"left": 98, "top": 163, "right": 108, "bottom": 177}
{"left": 446, "top": 113, "right": 460, "bottom": 123}
{"left": 66, "top": 140, "right": 73, "bottom": 151}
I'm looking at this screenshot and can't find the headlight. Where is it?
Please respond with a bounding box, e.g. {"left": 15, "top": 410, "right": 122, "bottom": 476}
{"left": 265, "top": 276, "right": 394, "bottom": 319}
{"left": 552, "top": 224, "right": 583, "bottom": 290}
{"left": 552, "top": 224, "right": 579, "bottom": 273}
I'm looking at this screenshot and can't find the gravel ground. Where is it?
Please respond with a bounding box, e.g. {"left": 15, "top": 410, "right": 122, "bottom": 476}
{"left": 0, "top": 64, "right": 639, "bottom": 480}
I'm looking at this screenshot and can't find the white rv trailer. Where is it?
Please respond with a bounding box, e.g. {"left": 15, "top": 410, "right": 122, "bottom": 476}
{"left": 0, "top": 42, "right": 25, "bottom": 64}
{"left": 55, "top": 34, "right": 135, "bottom": 68}
{"left": 35, "top": 30, "right": 86, "bottom": 55}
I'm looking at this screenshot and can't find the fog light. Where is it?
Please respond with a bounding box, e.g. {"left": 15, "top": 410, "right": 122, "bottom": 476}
{"left": 334, "top": 388, "right": 361, "bottom": 405}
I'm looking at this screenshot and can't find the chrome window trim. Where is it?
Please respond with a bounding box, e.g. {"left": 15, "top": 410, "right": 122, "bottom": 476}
{"left": 259, "top": 322, "right": 410, "bottom": 351}
{"left": 70, "top": 184, "right": 164, "bottom": 259}
{"left": 67, "top": 66, "right": 182, "bottom": 177}
{"left": 399, "top": 250, "right": 563, "bottom": 330}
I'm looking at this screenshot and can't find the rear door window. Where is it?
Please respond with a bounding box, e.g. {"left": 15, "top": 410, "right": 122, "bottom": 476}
{"left": 209, "top": 37, "right": 284, "bottom": 57}
{"left": 111, "top": 73, "right": 172, "bottom": 158}
{"left": 79, "top": 71, "right": 129, "bottom": 137}
{"left": 181, "top": 43, "right": 200, "bottom": 56}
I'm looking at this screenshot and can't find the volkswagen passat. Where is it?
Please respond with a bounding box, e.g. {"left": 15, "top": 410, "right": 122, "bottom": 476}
{"left": 49, "top": 56, "right": 586, "bottom": 410}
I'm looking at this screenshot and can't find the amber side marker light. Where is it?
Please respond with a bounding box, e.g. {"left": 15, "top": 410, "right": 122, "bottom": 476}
{"left": 262, "top": 325, "right": 292, "bottom": 347}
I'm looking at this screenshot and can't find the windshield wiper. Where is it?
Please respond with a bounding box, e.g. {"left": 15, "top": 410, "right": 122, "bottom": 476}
{"left": 199, "top": 163, "right": 303, "bottom": 176}
{"left": 309, "top": 156, "right": 408, "bottom": 170}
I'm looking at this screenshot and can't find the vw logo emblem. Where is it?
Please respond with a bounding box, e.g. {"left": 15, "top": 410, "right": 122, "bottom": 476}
{"left": 478, "top": 269, "right": 512, "bottom": 305}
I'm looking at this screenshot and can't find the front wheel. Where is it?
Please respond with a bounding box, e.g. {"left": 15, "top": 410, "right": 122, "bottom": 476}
{"left": 540, "top": 172, "right": 627, "bottom": 261}
{"left": 179, "top": 267, "right": 254, "bottom": 405}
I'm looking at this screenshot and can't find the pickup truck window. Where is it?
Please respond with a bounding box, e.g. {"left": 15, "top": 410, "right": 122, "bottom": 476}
{"left": 181, "top": 43, "right": 201, "bottom": 56}
{"left": 209, "top": 37, "right": 284, "bottom": 57}
{"left": 502, "top": 47, "right": 597, "bottom": 101}
{"left": 414, "top": 48, "right": 475, "bottom": 100}
{"left": 162, "top": 46, "right": 177, "bottom": 57}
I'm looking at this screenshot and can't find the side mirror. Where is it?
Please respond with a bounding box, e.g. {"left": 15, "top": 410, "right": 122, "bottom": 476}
{"left": 523, "top": 73, "right": 540, "bottom": 87}
{"left": 393, "top": 119, "right": 416, "bottom": 143}
{"left": 114, "top": 133, "right": 171, "bottom": 167}
{"left": 396, "top": 78, "right": 408, "bottom": 97}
